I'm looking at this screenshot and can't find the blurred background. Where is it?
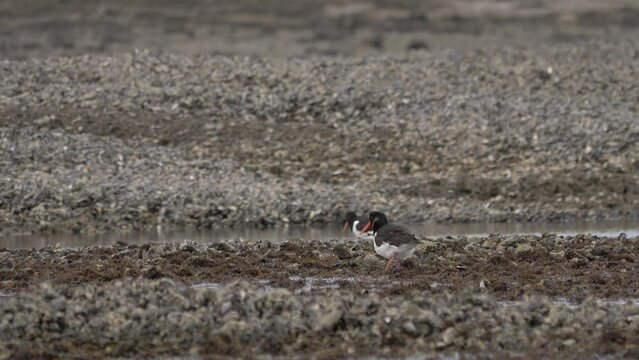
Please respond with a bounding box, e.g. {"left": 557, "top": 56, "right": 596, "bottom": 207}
{"left": 3, "top": 0, "right": 639, "bottom": 59}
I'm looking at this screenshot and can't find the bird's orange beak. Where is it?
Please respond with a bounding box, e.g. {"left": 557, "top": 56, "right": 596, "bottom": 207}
{"left": 360, "top": 221, "right": 372, "bottom": 234}
{"left": 342, "top": 222, "right": 349, "bottom": 232}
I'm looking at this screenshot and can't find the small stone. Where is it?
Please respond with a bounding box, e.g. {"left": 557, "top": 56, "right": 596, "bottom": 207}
{"left": 479, "top": 279, "right": 490, "bottom": 290}
{"left": 213, "top": 242, "right": 235, "bottom": 253}
{"left": 437, "top": 327, "right": 457, "bottom": 348}
{"left": 402, "top": 320, "right": 418, "bottom": 336}
{"left": 141, "top": 266, "right": 164, "bottom": 279}
{"left": 562, "top": 339, "right": 576, "bottom": 347}
{"left": 313, "top": 308, "right": 343, "bottom": 332}
{"left": 333, "top": 244, "right": 352, "bottom": 260}
{"left": 359, "top": 254, "right": 381, "bottom": 270}
{"left": 515, "top": 243, "right": 534, "bottom": 254}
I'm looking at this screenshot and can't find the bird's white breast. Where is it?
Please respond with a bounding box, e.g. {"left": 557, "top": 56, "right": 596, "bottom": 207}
{"left": 352, "top": 220, "right": 374, "bottom": 240}
{"left": 373, "top": 240, "right": 398, "bottom": 259}
{"left": 373, "top": 238, "right": 417, "bottom": 260}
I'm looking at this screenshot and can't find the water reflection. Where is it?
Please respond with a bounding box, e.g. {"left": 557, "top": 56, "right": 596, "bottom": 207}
{"left": 1, "top": 219, "right": 638, "bottom": 249}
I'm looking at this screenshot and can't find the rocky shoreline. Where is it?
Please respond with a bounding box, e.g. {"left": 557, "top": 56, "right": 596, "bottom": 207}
{"left": 2, "top": 38, "right": 639, "bottom": 234}
{"left": 1, "top": 234, "right": 637, "bottom": 299}
{"left": 2, "top": 231, "right": 637, "bottom": 360}
{"left": 2, "top": 0, "right": 639, "bottom": 358}
{"left": 1, "top": 278, "right": 638, "bottom": 359}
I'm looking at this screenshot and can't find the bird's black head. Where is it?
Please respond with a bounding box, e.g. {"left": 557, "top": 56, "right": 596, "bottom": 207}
{"left": 343, "top": 211, "right": 358, "bottom": 231}
{"left": 368, "top": 211, "right": 388, "bottom": 234}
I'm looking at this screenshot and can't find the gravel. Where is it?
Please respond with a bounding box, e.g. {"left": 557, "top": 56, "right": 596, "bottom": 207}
{"left": 1, "top": 279, "right": 638, "bottom": 359}
{"left": 0, "top": 126, "right": 344, "bottom": 233}
{"left": 1, "top": 39, "right": 639, "bottom": 234}
{"left": 2, "top": 1, "right": 639, "bottom": 359}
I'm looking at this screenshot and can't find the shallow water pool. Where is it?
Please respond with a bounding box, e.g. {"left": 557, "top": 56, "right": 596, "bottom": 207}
{"left": 1, "top": 219, "right": 638, "bottom": 249}
{"left": 189, "top": 276, "right": 639, "bottom": 308}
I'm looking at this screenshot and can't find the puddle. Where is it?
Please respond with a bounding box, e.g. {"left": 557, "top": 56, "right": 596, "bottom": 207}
{"left": 600, "top": 298, "right": 639, "bottom": 307}
{"left": 191, "top": 276, "right": 415, "bottom": 295}
{"left": 192, "top": 282, "right": 224, "bottom": 291}
{"left": 288, "top": 275, "right": 426, "bottom": 294}
{"left": 0, "top": 291, "right": 14, "bottom": 303}
{"left": 189, "top": 278, "right": 639, "bottom": 309}
{"left": 192, "top": 280, "right": 276, "bottom": 292}
{"left": 362, "top": 355, "right": 474, "bottom": 360}
{"left": 290, "top": 276, "right": 355, "bottom": 294}
{"left": 430, "top": 282, "right": 453, "bottom": 289}
{"left": 2, "top": 219, "right": 639, "bottom": 249}
{"left": 500, "top": 298, "right": 639, "bottom": 309}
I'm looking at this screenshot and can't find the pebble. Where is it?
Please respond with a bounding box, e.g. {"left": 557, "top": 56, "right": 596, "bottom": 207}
{"left": 1, "top": 39, "right": 639, "bottom": 234}
{"left": 1, "top": 278, "right": 635, "bottom": 357}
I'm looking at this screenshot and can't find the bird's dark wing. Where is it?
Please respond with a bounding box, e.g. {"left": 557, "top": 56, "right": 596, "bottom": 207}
{"left": 375, "top": 224, "right": 419, "bottom": 247}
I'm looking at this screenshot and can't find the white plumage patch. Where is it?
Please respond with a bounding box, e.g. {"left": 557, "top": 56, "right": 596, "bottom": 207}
{"left": 373, "top": 238, "right": 416, "bottom": 260}
{"left": 373, "top": 241, "right": 397, "bottom": 259}
{"left": 352, "top": 220, "right": 374, "bottom": 240}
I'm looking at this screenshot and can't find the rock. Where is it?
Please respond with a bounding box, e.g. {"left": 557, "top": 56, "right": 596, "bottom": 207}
{"left": 332, "top": 244, "right": 352, "bottom": 260}
{"left": 438, "top": 327, "right": 457, "bottom": 348}
{"left": 402, "top": 320, "right": 418, "bottom": 336}
{"left": 415, "top": 240, "right": 437, "bottom": 252}
{"left": 213, "top": 242, "right": 235, "bottom": 253}
{"left": 479, "top": 279, "right": 490, "bottom": 290}
{"left": 515, "top": 243, "right": 534, "bottom": 254}
{"left": 359, "top": 253, "right": 381, "bottom": 270}
{"left": 142, "top": 266, "right": 164, "bottom": 279}
{"left": 313, "top": 308, "right": 343, "bottom": 332}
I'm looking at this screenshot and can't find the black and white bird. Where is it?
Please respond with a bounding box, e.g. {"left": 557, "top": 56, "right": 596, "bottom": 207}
{"left": 342, "top": 211, "right": 374, "bottom": 240}
{"left": 360, "top": 211, "right": 420, "bottom": 271}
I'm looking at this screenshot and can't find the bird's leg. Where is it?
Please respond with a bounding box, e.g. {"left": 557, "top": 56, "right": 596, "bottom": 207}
{"left": 385, "top": 253, "right": 398, "bottom": 272}
{"left": 393, "top": 258, "right": 402, "bottom": 271}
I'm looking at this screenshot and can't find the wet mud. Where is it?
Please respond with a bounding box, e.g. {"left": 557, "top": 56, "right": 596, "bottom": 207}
{"left": 2, "top": 234, "right": 638, "bottom": 301}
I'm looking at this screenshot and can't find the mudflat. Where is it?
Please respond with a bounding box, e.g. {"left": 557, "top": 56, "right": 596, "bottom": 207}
{"left": 1, "top": 1, "right": 639, "bottom": 359}
{"left": 1, "top": 234, "right": 639, "bottom": 358}
{"left": 2, "top": 234, "right": 638, "bottom": 299}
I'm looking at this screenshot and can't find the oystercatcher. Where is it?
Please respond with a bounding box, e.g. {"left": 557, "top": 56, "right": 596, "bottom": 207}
{"left": 343, "top": 211, "right": 374, "bottom": 240}
{"left": 360, "top": 211, "right": 420, "bottom": 271}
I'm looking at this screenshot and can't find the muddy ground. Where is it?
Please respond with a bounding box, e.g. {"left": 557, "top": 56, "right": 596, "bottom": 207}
{"left": 2, "top": 234, "right": 638, "bottom": 300}
{"left": 1, "top": 234, "right": 639, "bottom": 358}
